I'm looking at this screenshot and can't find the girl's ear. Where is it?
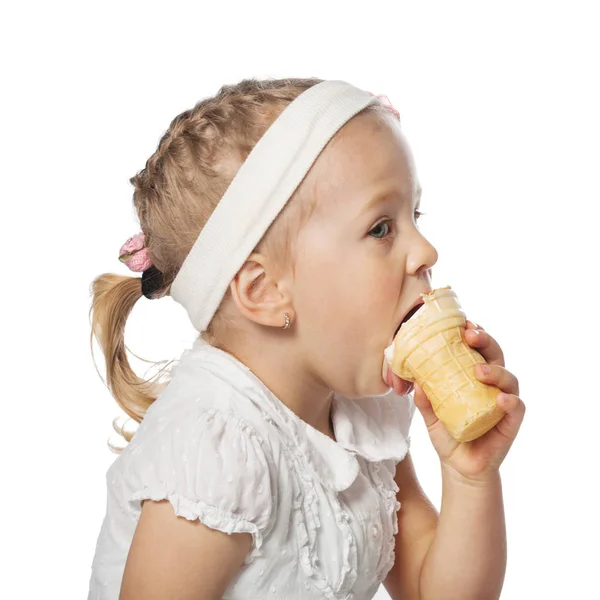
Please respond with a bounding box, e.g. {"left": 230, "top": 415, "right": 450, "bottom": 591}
{"left": 229, "top": 252, "right": 295, "bottom": 329}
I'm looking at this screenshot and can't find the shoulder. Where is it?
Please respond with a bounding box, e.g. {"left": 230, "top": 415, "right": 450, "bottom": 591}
{"left": 117, "top": 405, "right": 277, "bottom": 563}
{"left": 143, "top": 342, "right": 278, "bottom": 439}
{"left": 125, "top": 404, "right": 277, "bottom": 500}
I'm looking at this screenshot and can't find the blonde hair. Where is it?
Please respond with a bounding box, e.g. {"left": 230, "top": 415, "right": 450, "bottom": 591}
{"left": 89, "top": 76, "right": 384, "bottom": 451}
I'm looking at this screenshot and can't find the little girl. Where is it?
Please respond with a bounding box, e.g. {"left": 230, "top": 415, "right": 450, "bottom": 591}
{"left": 88, "top": 77, "right": 525, "bottom": 600}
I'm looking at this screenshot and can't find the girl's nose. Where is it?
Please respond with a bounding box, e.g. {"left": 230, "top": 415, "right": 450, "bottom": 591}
{"left": 406, "top": 229, "right": 439, "bottom": 276}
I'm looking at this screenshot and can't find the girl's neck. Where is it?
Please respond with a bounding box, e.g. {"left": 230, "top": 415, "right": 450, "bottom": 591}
{"left": 223, "top": 342, "right": 336, "bottom": 440}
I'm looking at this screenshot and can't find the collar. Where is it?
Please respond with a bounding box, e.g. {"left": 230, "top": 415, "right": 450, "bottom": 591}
{"left": 187, "top": 338, "right": 414, "bottom": 492}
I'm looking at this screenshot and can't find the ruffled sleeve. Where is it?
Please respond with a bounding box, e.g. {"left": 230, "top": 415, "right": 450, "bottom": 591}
{"left": 123, "top": 407, "right": 275, "bottom": 563}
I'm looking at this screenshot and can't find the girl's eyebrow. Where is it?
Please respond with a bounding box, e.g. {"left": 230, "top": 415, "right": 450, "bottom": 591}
{"left": 356, "top": 185, "right": 422, "bottom": 218}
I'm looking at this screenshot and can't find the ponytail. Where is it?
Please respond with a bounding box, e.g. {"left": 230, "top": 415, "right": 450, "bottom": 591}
{"left": 88, "top": 273, "right": 173, "bottom": 452}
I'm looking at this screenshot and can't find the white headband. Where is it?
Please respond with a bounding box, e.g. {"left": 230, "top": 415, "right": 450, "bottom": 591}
{"left": 170, "top": 80, "right": 380, "bottom": 333}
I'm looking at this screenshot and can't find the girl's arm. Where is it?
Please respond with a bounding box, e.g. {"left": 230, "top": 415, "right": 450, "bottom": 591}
{"left": 382, "top": 451, "right": 439, "bottom": 600}
{"left": 419, "top": 465, "right": 506, "bottom": 600}
{"left": 119, "top": 499, "right": 251, "bottom": 600}
{"left": 383, "top": 454, "right": 506, "bottom": 600}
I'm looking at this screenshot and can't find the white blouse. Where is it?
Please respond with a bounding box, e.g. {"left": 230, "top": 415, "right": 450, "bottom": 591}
{"left": 87, "top": 337, "right": 416, "bottom": 600}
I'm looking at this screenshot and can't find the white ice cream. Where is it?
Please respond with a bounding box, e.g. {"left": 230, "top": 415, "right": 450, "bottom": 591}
{"left": 384, "top": 340, "right": 395, "bottom": 365}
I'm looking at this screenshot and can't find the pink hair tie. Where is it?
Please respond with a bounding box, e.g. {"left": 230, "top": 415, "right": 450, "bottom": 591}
{"left": 118, "top": 232, "right": 153, "bottom": 272}
{"left": 368, "top": 92, "right": 401, "bottom": 122}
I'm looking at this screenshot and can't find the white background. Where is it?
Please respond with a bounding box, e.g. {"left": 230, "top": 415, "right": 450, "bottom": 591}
{"left": 2, "top": 1, "right": 598, "bottom": 598}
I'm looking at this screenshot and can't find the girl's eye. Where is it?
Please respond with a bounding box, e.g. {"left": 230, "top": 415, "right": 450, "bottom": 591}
{"left": 369, "top": 220, "right": 393, "bottom": 239}
{"left": 368, "top": 210, "right": 425, "bottom": 240}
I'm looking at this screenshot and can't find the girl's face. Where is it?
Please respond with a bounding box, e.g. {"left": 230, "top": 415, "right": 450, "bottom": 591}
{"left": 292, "top": 111, "right": 438, "bottom": 398}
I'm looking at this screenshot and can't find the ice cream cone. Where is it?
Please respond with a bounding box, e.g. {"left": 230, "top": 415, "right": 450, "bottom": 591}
{"left": 384, "top": 286, "right": 505, "bottom": 442}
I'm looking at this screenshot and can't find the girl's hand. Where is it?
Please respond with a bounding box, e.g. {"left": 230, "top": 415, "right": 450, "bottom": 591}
{"left": 412, "top": 320, "right": 526, "bottom": 484}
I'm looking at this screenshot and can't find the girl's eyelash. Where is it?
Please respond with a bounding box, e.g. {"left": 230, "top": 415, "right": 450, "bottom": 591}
{"left": 369, "top": 210, "right": 426, "bottom": 241}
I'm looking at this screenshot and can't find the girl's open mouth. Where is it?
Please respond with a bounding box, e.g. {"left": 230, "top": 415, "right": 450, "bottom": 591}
{"left": 394, "top": 301, "right": 425, "bottom": 338}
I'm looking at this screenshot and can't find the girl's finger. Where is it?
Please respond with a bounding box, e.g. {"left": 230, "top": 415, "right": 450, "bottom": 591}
{"left": 412, "top": 382, "right": 440, "bottom": 429}
{"left": 494, "top": 393, "right": 526, "bottom": 439}
{"left": 475, "top": 363, "right": 519, "bottom": 395}
{"left": 466, "top": 320, "right": 484, "bottom": 331}
{"left": 464, "top": 326, "right": 505, "bottom": 367}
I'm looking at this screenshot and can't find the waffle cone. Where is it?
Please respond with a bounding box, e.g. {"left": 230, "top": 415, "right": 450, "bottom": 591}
{"left": 388, "top": 286, "right": 505, "bottom": 442}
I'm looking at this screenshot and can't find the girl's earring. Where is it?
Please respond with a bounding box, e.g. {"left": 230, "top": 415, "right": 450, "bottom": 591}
{"left": 282, "top": 312, "right": 291, "bottom": 330}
